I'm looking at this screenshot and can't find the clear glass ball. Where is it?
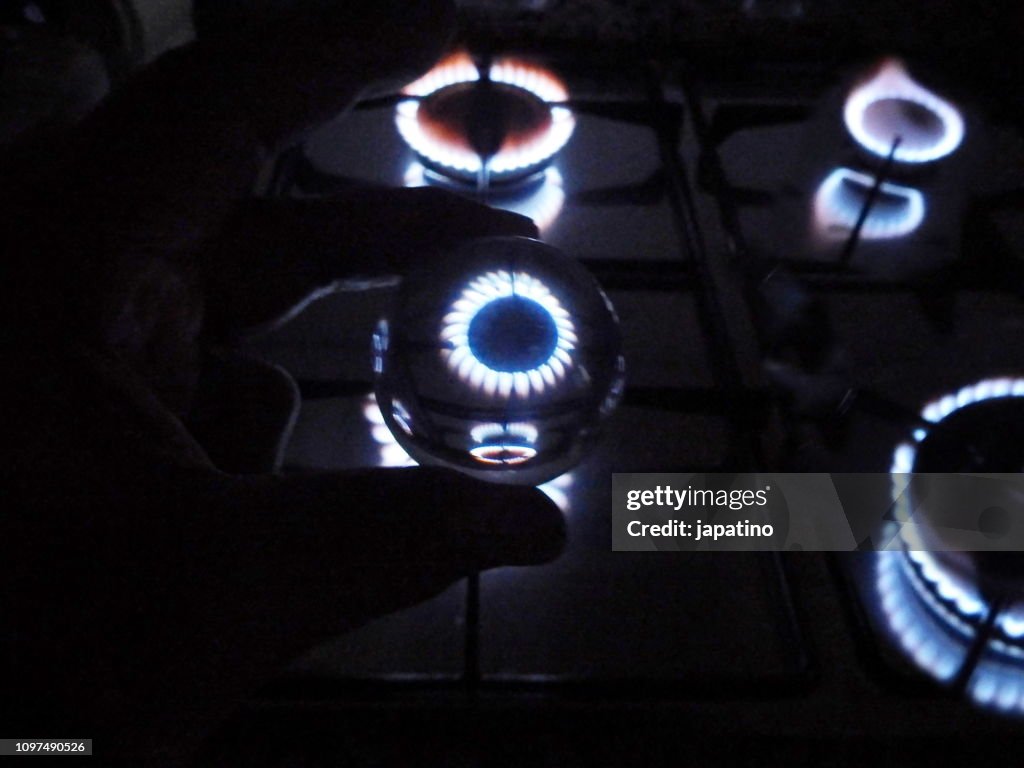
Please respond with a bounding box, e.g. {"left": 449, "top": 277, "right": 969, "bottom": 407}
{"left": 373, "top": 236, "right": 624, "bottom": 485}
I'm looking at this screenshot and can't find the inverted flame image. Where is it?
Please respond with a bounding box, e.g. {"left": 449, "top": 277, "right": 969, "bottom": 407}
{"left": 362, "top": 394, "right": 574, "bottom": 511}
{"left": 844, "top": 58, "right": 965, "bottom": 163}
{"left": 468, "top": 422, "right": 539, "bottom": 466}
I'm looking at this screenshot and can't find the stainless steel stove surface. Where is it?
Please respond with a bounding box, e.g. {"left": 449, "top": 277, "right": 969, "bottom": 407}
{"left": 226, "top": 36, "right": 1024, "bottom": 766}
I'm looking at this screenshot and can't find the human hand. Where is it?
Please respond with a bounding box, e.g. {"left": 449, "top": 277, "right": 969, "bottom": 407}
{"left": 4, "top": 2, "right": 563, "bottom": 764}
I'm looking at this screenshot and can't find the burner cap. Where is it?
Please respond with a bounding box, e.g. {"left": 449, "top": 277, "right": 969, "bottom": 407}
{"left": 467, "top": 295, "right": 559, "bottom": 373}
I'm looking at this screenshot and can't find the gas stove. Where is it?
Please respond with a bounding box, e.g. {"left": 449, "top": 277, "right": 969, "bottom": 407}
{"left": 232, "top": 17, "right": 1024, "bottom": 763}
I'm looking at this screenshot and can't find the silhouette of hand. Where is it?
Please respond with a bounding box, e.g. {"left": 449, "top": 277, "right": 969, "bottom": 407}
{"left": 4, "top": 2, "right": 564, "bottom": 765}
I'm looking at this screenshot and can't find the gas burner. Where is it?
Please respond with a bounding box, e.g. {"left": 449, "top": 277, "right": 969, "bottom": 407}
{"left": 876, "top": 546, "right": 1024, "bottom": 713}
{"left": 844, "top": 58, "right": 965, "bottom": 164}
{"left": 813, "top": 167, "right": 925, "bottom": 241}
{"left": 372, "top": 237, "right": 621, "bottom": 485}
{"left": 878, "top": 378, "right": 1024, "bottom": 715}
{"left": 890, "top": 377, "right": 1024, "bottom": 555}
{"left": 440, "top": 268, "right": 577, "bottom": 400}
{"left": 890, "top": 378, "right": 1024, "bottom": 479}
{"left": 913, "top": 399, "right": 1024, "bottom": 475}
{"left": 876, "top": 542, "right": 1024, "bottom": 714}
{"left": 364, "top": 393, "right": 418, "bottom": 468}
{"left": 395, "top": 52, "right": 575, "bottom": 189}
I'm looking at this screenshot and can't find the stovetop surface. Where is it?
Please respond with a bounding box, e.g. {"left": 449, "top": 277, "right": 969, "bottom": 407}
{"left": 234, "top": 44, "right": 1024, "bottom": 761}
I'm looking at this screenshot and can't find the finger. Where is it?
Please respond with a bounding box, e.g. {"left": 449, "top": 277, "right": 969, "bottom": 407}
{"left": 390, "top": 187, "right": 541, "bottom": 241}
{"left": 197, "top": 468, "right": 566, "bottom": 635}
{"left": 233, "top": 466, "right": 567, "bottom": 574}
{"left": 83, "top": 466, "right": 565, "bottom": 641}
{"left": 8, "top": 464, "right": 564, "bottom": 760}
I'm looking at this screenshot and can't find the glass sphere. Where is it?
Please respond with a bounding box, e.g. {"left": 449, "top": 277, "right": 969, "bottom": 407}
{"left": 373, "top": 236, "right": 624, "bottom": 485}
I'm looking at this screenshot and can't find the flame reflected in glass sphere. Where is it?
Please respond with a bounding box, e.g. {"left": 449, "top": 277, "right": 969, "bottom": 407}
{"left": 373, "top": 237, "right": 623, "bottom": 485}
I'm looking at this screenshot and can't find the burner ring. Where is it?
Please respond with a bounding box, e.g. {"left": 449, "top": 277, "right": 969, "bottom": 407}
{"left": 844, "top": 58, "right": 965, "bottom": 164}
{"left": 891, "top": 378, "right": 1024, "bottom": 555}
{"left": 395, "top": 53, "right": 576, "bottom": 186}
{"left": 441, "top": 268, "right": 577, "bottom": 400}
{"left": 813, "top": 166, "right": 926, "bottom": 241}
{"left": 882, "top": 377, "right": 1024, "bottom": 713}
{"left": 877, "top": 543, "right": 1024, "bottom": 714}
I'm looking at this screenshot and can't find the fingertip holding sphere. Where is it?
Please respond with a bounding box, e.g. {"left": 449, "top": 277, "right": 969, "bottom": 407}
{"left": 373, "top": 237, "right": 623, "bottom": 486}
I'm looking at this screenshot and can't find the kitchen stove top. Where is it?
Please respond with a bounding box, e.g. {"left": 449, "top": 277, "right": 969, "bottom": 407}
{"left": 233, "top": 35, "right": 1024, "bottom": 763}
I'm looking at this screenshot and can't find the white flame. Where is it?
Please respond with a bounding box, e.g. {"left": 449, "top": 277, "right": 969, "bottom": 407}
{"left": 440, "top": 270, "right": 576, "bottom": 400}
{"left": 813, "top": 167, "right": 926, "bottom": 241}
{"left": 402, "top": 51, "right": 480, "bottom": 98}
{"left": 486, "top": 59, "right": 575, "bottom": 175}
{"left": 364, "top": 394, "right": 418, "bottom": 468}
{"left": 877, "top": 547, "right": 1024, "bottom": 715}
{"left": 470, "top": 422, "right": 540, "bottom": 444}
{"left": 876, "top": 549, "right": 967, "bottom": 684}
{"left": 468, "top": 422, "right": 539, "bottom": 467}
{"left": 890, "top": 377, "right": 1024, "bottom": 533}
{"left": 879, "top": 376, "right": 1024, "bottom": 713}
{"left": 488, "top": 59, "right": 569, "bottom": 103}
{"left": 395, "top": 54, "right": 576, "bottom": 176}
{"left": 890, "top": 377, "right": 1024, "bottom": 477}
{"left": 844, "top": 58, "right": 964, "bottom": 164}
